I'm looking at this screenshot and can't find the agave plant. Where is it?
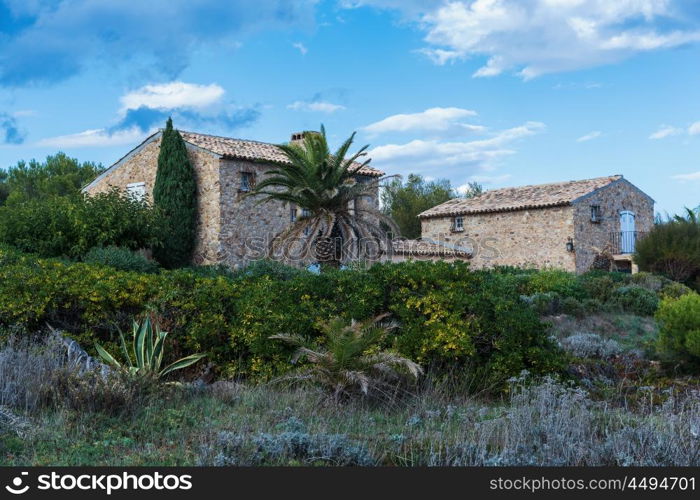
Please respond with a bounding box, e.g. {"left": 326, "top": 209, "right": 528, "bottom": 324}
{"left": 271, "top": 314, "right": 423, "bottom": 402}
{"left": 95, "top": 316, "right": 205, "bottom": 379}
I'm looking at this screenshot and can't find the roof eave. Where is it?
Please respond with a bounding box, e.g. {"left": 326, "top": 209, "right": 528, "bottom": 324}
{"left": 419, "top": 201, "right": 572, "bottom": 219}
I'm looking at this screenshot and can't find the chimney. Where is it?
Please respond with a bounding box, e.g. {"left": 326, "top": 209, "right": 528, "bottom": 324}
{"left": 290, "top": 130, "right": 320, "bottom": 146}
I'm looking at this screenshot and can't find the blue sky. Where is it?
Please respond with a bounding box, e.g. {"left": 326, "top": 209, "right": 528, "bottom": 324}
{"left": 1, "top": 0, "right": 699, "bottom": 214}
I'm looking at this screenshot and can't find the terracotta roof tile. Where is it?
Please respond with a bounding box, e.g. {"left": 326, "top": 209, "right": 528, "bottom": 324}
{"left": 419, "top": 175, "right": 623, "bottom": 218}
{"left": 180, "top": 130, "right": 384, "bottom": 177}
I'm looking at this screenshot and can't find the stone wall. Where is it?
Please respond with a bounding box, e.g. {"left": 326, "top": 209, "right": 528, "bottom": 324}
{"left": 385, "top": 254, "right": 468, "bottom": 264}
{"left": 421, "top": 206, "right": 577, "bottom": 271}
{"left": 218, "top": 159, "right": 296, "bottom": 268}
{"left": 217, "top": 161, "right": 382, "bottom": 268}
{"left": 84, "top": 135, "right": 223, "bottom": 265}
{"left": 84, "top": 134, "right": 383, "bottom": 269}
{"left": 572, "top": 179, "right": 654, "bottom": 273}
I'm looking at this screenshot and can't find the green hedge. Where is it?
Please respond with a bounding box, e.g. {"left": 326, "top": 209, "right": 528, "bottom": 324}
{"left": 0, "top": 248, "right": 564, "bottom": 386}
{"left": 2, "top": 246, "right": 684, "bottom": 384}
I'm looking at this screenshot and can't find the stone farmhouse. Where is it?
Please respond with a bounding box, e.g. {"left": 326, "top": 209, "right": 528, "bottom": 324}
{"left": 418, "top": 175, "right": 654, "bottom": 273}
{"left": 83, "top": 130, "right": 387, "bottom": 268}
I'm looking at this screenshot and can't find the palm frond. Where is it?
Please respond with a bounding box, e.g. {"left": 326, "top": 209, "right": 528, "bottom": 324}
{"left": 247, "top": 126, "right": 399, "bottom": 267}
{"left": 270, "top": 314, "right": 422, "bottom": 402}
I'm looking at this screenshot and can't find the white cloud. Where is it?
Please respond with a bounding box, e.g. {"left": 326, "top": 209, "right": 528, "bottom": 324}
{"left": 12, "top": 110, "right": 36, "bottom": 117}
{"left": 649, "top": 124, "right": 683, "bottom": 140}
{"left": 37, "top": 80, "right": 259, "bottom": 148}
{"left": 576, "top": 130, "right": 601, "bottom": 142}
{"left": 119, "top": 82, "right": 225, "bottom": 113}
{"left": 37, "top": 127, "right": 146, "bottom": 148}
{"left": 293, "top": 42, "right": 308, "bottom": 55}
{"left": 363, "top": 107, "right": 482, "bottom": 136}
{"left": 287, "top": 100, "right": 346, "bottom": 113}
{"left": 353, "top": 0, "right": 700, "bottom": 78}
{"left": 689, "top": 121, "right": 700, "bottom": 135}
{"left": 672, "top": 171, "right": 700, "bottom": 181}
{"left": 369, "top": 121, "right": 544, "bottom": 175}
{"left": 464, "top": 173, "right": 512, "bottom": 185}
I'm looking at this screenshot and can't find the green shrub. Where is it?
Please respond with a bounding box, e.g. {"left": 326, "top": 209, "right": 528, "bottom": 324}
{"left": 629, "top": 272, "right": 668, "bottom": 293}
{"left": 521, "top": 292, "right": 585, "bottom": 318}
{"left": 610, "top": 285, "right": 660, "bottom": 316}
{"left": 523, "top": 269, "right": 585, "bottom": 299}
{"left": 182, "top": 264, "right": 238, "bottom": 280}
{"left": 578, "top": 271, "right": 630, "bottom": 303}
{"left": 635, "top": 213, "right": 700, "bottom": 285}
{"left": 235, "top": 259, "right": 306, "bottom": 281}
{"left": 560, "top": 297, "right": 585, "bottom": 317}
{"left": 0, "top": 253, "right": 565, "bottom": 389}
{"left": 521, "top": 292, "right": 561, "bottom": 316}
{"left": 0, "top": 190, "right": 163, "bottom": 259}
{"left": 655, "top": 292, "right": 700, "bottom": 363}
{"left": 660, "top": 281, "right": 693, "bottom": 300}
{"left": 83, "top": 246, "right": 160, "bottom": 274}
{"left": 581, "top": 298, "right": 605, "bottom": 314}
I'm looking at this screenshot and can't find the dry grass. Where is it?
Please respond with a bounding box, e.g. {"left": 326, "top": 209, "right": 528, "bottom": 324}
{"left": 2, "top": 331, "right": 700, "bottom": 466}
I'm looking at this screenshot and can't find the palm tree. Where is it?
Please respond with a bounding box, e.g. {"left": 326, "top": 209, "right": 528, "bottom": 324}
{"left": 248, "top": 126, "right": 398, "bottom": 269}
{"left": 673, "top": 207, "right": 699, "bottom": 224}
{"left": 271, "top": 314, "right": 423, "bottom": 402}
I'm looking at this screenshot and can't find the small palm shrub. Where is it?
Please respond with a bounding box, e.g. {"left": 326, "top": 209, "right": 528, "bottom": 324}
{"left": 655, "top": 292, "right": 700, "bottom": 364}
{"left": 271, "top": 315, "right": 423, "bottom": 401}
{"left": 96, "top": 316, "right": 206, "bottom": 380}
{"left": 83, "top": 246, "right": 160, "bottom": 274}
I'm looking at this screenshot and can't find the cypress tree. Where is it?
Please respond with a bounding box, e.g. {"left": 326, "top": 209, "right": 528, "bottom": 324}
{"left": 152, "top": 118, "right": 197, "bottom": 268}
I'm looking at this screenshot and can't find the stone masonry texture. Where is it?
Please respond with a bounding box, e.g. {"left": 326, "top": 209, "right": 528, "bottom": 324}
{"left": 85, "top": 134, "right": 380, "bottom": 268}
{"left": 421, "top": 179, "right": 653, "bottom": 273}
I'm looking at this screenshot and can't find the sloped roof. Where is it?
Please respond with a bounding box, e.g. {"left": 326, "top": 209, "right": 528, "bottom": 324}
{"left": 419, "top": 175, "right": 624, "bottom": 218}
{"left": 180, "top": 130, "right": 384, "bottom": 177}
{"left": 391, "top": 239, "right": 471, "bottom": 258}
